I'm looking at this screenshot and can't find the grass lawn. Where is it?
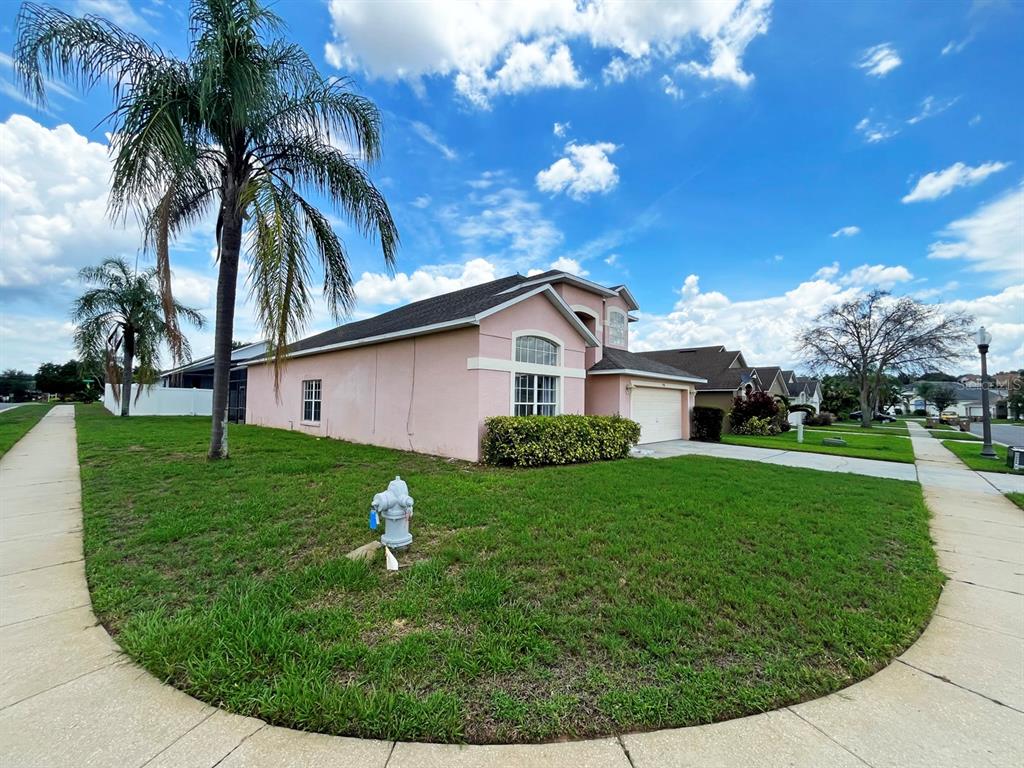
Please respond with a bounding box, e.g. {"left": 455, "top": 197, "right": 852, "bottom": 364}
{"left": 928, "top": 429, "right": 981, "bottom": 441}
{"left": 820, "top": 422, "right": 909, "bottom": 435}
{"left": 941, "top": 440, "right": 1021, "bottom": 475}
{"left": 76, "top": 405, "right": 941, "bottom": 744}
{"left": 0, "top": 403, "right": 56, "bottom": 458}
{"left": 1006, "top": 493, "right": 1024, "bottom": 511}
{"left": 723, "top": 428, "right": 915, "bottom": 464}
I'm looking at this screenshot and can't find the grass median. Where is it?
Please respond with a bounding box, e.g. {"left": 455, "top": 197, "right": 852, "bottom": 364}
{"left": 723, "top": 428, "right": 915, "bottom": 464}
{"left": 76, "top": 404, "right": 941, "bottom": 744}
{"left": 0, "top": 403, "right": 56, "bottom": 458}
{"left": 941, "top": 440, "right": 1021, "bottom": 475}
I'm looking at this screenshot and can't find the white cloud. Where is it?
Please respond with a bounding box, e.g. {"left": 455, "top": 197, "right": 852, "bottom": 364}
{"left": 941, "top": 37, "right": 971, "bottom": 56}
{"left": 553, "top": 121, "right": 570, "bottom": 137}
{"left": 839, "top": 264, "right": 914, "bottom": 290}
{"left": 814, "top": 262, "right": 840, "bottom": 279}
{"left": 324, "top": 0, "right": 772, "bottom": 106}
{"left": 856, "top": 43, "right": 902, "bottom": 77}
{"left": 969, "top": 114, "right": 982, "bottom": 127}
{"left": 411, "top": 195, "right": 432, "bottom": 209}
{"left": 660, "top": 75, "right": 684, "bottom": 99}
{"left": 602, "top": 56, "right": 650, "bottom": 84}
{"left": 73, "top": 0, "right": 152, "bottom": 33}
{"left": 631, "top": 266, "right": 1022, "bottom": 371}
{"left": 927, "top": 184, "right": 1024, "bottom": 277}
{"left": 549, "top": 256, "right": 588, "bottom": 276}
{"left": 855, "top": 116, "right": 899, "bottom": 144}
{"left": 452, "top": 186, "right": 563, "bottom": 261}
{"left": 902, "top": 161, "right": 1010, "bottom": 203}
{"left": 410, "top": 121, "right": 457, "bottom": 160}
{"left": 906, "top": 95, "right": 959, "bottom": 125}
{"left": 831, "top": 226, "right": 861, "bottom": 238}
{"left": 604, "top": 253, "right": 620, "bottom": 266}
{"left": 0, "top": 115, "right": 141, "bottom": 291}
{"left": 536, "top": 141, "right": 620, "bottom": 201}
{"left": 353, "top": 258, "right": 498, "bottom": 308}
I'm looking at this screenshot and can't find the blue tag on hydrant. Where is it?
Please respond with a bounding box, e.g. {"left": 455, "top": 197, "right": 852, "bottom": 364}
{"left": 369, "top": 509, "right": 378, "bottom": 530}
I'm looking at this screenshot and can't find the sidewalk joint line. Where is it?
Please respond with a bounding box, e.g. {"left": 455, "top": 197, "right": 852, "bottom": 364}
{"left": 948, "top": 577, "right": 1023, "bottom": 596}
{"left": 1, "top": 556, "right": 84, "bottom": 577}
{"left": 0, "top": 656, "right": 122, "bottom": 712}
{"left": 932, "top": 610, "right": 1024, "bottom": 640}
{"left": 784, "top": 707, "right": 874, "bottom": 767}
{"left": 617, "top": 735, "right": 637, "bottom": 768}
{"left": 382, "top": 740, "right": 398, "bottom": 768}
{"left": 0, "top": 602, "right": 92, "bottom": 628}
{"left": 894, "top": 659, "right": 1023, "bottom": 714}
{"left": 211, "top": 723, "right": 268, "bottom": 768}
{"left": 139, "top": 709, "right": 218, "bottom": 767}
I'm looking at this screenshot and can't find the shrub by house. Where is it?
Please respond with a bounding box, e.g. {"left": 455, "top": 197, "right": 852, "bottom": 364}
{"left": 482, "top": 414, "right": 641, "bottom": 467}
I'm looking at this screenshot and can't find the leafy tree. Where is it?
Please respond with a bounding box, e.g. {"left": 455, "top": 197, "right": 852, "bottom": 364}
{"left": 821, "top": 375, "right": 859, "bottom": 416}
{"left": 15, "top": 0, "right": 398, "bottom": 458}
{"left": 72, "top": 258, "right": 204, "bottom": 416}
{"left": 918, "top": 371, "right": 956, "bottom": 382}
{"left": 1006, "top": 371, "right": 1024, "bottom": 420}
{"left": 34, "top": 361, "right": 88, "bottom": 399}
{"left": 798, "top": 291, "right": 973, "bottom": 427}
{"left": 932, "top": 386, "right": 958, "bottom": 413}
{"left": 915, "top": 382, "right": 937, "bottom": 413}
{"left": 0, "top": 369, "right": 34, "bottom": 401}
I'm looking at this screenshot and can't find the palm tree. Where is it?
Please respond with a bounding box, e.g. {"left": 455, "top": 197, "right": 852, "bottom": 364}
{"left": 73, "top": 258, "right": 204, "bottom": 417}
{"left": 15, "top": 0, "right": 398, "bottom": 457}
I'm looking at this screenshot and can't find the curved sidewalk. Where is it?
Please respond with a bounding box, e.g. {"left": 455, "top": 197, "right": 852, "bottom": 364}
{"left": 1, "top": 407, "right": 1021, "bottom": 767}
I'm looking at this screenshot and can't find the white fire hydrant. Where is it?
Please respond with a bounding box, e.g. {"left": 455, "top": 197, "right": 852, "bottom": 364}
{"left": 371, "top": 476, "right": 414, "bottom": 549}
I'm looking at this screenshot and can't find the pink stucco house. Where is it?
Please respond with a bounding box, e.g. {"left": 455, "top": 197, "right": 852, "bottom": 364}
{"left": 245, "top": 270, "right": 706, "bottom": 461}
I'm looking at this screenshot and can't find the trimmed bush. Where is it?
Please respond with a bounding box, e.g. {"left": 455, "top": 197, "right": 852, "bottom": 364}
{"left": 692, "top": 406, "right": 724, "bottom": 442}
{"left": 732, "top": 415, "right": 781, "bottom": 436}
{"left": 482, "top": 414, "right": 641, "bottom": 467}
{"left": 805, "top": 412, "right": 834, "bottom": 427}
{"left": 729, "top": 391, "right": 780, "bottom": 430}
{"left": 913, "top": 409, "right": 927, "bottom": 417}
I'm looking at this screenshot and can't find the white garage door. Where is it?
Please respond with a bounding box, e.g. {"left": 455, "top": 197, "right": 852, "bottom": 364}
{"left": 632, "top": 387, "right": 682, "bottom": 443}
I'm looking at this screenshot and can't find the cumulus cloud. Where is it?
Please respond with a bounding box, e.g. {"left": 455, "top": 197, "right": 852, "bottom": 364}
{"left": 324, "top": 0, "right": 772, "bottom": 106}
{"left": 630, "top": 266, "right": 1022, "bottom": 371}
{"left": 902, "top": 161, "right": 1009, "bottom": 203}
{"left": 553, "top": 121, "right": 570, "bottom": 137}
{"left": 452, "top": 184, "right": 563, "bottom": 261}
{"left": 839, "top": 264, "right": 914, "bottom": 290}
{"left": 927, "top": 184, "right": 1024, "bottom": 277}
{"left": 536, "top": 141, "right": 620, "bottom": 201}
{"left": 856, "top": 43, "right": 902, "bottom": 77}
{"left": 353, "top": 258, "right": 499, "bottom": 308}
{"left": 549, "top": 256, "right": 588, "bottom": 276}
{"left": 831, "top": 226, "right": 861, "bottom": 238}
{"left": 660, "top": 75, "right": 684, "bottom": 99}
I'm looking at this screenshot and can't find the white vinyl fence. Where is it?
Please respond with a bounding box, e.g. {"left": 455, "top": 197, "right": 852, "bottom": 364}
{"left": 103, "top": 383, "right": 212, "bottom": 416}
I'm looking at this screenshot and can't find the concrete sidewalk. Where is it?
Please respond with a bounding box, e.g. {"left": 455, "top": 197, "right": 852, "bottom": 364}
{"left": 1, "top": 407, "right": 1022, "bottom": 767}
{"left": 637, "top": 437, "right": 919, "bottom": 481}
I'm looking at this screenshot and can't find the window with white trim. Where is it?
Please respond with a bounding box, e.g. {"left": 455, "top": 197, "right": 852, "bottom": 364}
{"left": 608, "top": 309, "right": 627, "bottom": 346}
{"left": 513, "top": 335, "right": 559, "bottom": 415}
{"left": 515, "top": 334, "right": 558, "bottom": 365}
{"left": 302, "top": 379, "right": 321, "bottom": 423}
{"left": 514, "top": 373, "right": 558, "bottom": 416}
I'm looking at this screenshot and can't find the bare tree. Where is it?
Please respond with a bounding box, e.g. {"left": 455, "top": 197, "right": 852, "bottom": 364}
{"left": 797, "top": 291, "right": 974, "bottom": 427}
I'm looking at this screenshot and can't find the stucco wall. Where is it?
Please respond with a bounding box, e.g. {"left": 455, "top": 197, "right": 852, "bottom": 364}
{"left": 587, "top": 376, "right": 693, "bottom": 440}
{"left": 553, "top": 283, "right": 631, "bottom": 353}
{"left": 246, "top": 327, "right": 482, "bottom": 461}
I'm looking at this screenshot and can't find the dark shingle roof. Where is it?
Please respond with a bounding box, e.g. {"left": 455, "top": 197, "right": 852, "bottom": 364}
{"left": 749, "top": 366, "right": 784, "bottom": 390}
{"left": 285, "top": 274, "right": 538, "bottom": 355}
{"left": 637, "top": 347, "right": 748, "bottom": 390}
{"left": 589, "top": 347, "right": 703, "bottom": 380}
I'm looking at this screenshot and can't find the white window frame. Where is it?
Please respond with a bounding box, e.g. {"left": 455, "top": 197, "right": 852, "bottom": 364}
{"left": 509, "top": 331, "right": 563, "bottom": 416}
{"left": 607, "top": 307, "right": 628, "bottom": 347}
{"left": 301, "top": 379, "right": 321, "bottom": 424}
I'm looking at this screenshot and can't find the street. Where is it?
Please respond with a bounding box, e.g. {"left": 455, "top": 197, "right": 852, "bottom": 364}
{"left": 970, "top": 421, "right": 1024, "bottom": 446}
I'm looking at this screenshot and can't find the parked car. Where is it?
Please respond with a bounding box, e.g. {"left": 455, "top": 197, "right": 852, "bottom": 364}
{"left": 849, "top": 411, "right": 897, "bottom": 423}
{"left": 940, "top": 409, "right": 959, "bottom": 424}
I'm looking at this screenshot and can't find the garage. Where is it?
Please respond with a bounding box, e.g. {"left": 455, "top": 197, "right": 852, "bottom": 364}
{"left": 631, "top": 386, "right": 683, "bottom": 443}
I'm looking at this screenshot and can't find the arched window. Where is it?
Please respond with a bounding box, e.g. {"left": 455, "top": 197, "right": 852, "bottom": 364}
{"left": 607, "top": 308, "right": 627, "bottom": 346}
{"left": 515, "top": 335, "right": 558, "bottom": 366}
{"left": 513, "top": 335, "right": 559, "bottom": 415}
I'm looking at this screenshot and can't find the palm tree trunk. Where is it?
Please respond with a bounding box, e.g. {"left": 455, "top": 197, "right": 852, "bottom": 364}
{"left": 208, "top": 191, "right": 243, "bottom": 460}
{"left": 120, "top": 327, "right": 134, "bottom": 417}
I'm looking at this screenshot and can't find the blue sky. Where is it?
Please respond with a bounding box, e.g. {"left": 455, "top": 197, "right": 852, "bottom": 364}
{"left": 1, "top": 0, "right": 1021, "bottom": 373}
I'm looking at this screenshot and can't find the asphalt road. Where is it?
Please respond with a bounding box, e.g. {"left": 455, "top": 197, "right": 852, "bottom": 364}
{"left": 0, "top": 403, "right": 25, "bottom": 413}
{"left": 970, "top": 421, "right": 1024, "bottom": 446}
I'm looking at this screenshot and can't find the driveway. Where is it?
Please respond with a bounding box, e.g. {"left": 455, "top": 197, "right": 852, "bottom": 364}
{"left": 970, "top": 421, "right": 1024, "bottom": 446}
{"left": 635, "top": 439, "right": 918, "bottom": 481}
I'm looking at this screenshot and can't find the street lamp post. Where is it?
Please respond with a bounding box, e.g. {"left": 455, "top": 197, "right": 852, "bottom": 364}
{"left": 977, "top": 327, "right": 997, "bottom": 460}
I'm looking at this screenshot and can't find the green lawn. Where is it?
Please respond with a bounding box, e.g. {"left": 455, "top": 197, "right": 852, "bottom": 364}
{"left": 941, "top": 440, "right": 1021, "bottom": 475}
{"left": 928, "top": 429, "right": 981, "bottom": 441}
{"left": 0, "top": 403, "right": 56, "bottom": 458}
{"left": 1006, "top": 493, "right": 1024, "bottom": 511}
{"left": 723, "top": 428, "right": 915, "bottom": 464}
{"left": 820, "top": 422, "right": 909, "bottom": 435}
{"left": 76, "top": 405, "right": 941, "bottom": 744}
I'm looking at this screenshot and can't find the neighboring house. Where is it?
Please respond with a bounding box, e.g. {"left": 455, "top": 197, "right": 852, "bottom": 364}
{"left": 900, "top": 381, "right": 1008, "bottom": 419}
{"left": 243, "top": 271, "right": 706, "bottom": 461}
{"left": 958, "top": 374, "right": 982, "bottom": 389}
{"left": 160, "top": 340, "right": 268, "bottom": 423}
{"left": 781, "top": 370, "right": 822, "bottom": 424}
{"left": 635, "top": 346, "right": 789, "bottom": 432}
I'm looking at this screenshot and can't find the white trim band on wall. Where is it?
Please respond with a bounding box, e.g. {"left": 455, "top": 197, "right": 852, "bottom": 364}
{"left": 467, "top": 357, "right": 587, "bottom": 379}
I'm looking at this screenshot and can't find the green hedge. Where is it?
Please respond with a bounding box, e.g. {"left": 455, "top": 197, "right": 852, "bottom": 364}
{"left": 482, "top": 414, "right": 641, "bottom": 467}
{"left": 692, "top": 406, "right": 724, "bottom": 442}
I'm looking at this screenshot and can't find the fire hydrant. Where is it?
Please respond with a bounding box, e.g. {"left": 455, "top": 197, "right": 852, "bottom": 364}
{"left": 371, "top": 476, "right": 414, "bottom": 549}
